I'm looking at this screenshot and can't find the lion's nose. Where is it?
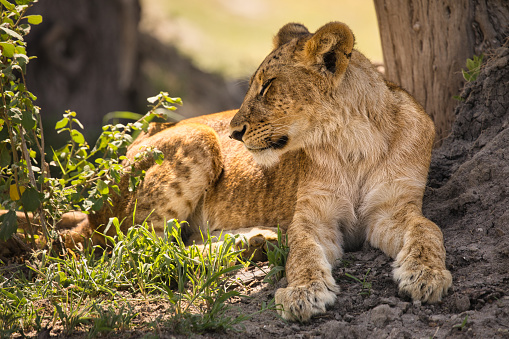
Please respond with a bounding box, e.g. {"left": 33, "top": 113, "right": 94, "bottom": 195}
{"left": 229, "top": 124, "right": 247, "bottom": 142}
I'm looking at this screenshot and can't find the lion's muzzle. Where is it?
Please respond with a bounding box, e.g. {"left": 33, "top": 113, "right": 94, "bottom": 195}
{"left": 229, "top": 124, "right": 247, "bottom": 142}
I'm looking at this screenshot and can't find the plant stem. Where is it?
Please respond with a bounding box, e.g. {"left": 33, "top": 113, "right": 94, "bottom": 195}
{"left": 19, "top": 126, "right": 51, "bottom": 244}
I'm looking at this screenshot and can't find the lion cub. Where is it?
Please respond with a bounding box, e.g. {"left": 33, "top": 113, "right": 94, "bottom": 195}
{"left": 228, "top": 22, "right": 452, "bottom": 321}
{"left": 19, "top": 22, "right": 452, "bottom": 322}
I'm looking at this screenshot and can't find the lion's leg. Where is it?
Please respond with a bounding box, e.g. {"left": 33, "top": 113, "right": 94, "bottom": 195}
{"left": 55, "top": 211, "right": 88, "bottom": 230}
{"left": 131, "top": 123, "right": 223, "bottom": 236}
{"left": 84, "top": 122, "right": 223, "bottom": 246}
{"left": 366, "top": 202, "right": 452, "bottom": 303}
{"left": 275, "top": 193, "right": 345, "bottom": 322}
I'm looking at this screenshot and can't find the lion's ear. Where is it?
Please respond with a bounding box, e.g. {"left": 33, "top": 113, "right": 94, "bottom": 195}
{"left": 303, "top": 22, "right": 355, "bottom": 75}
{"left": 273, "top": 23, "right": 310, "bottom": 49}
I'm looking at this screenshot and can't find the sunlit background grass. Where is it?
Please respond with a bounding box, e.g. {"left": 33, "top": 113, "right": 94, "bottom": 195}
{"left": 140, "top": 0, "right": 382, "bottom": 79}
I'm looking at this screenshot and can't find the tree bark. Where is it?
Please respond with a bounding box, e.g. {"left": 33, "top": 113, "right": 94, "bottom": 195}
{"left": 26, "top": 0, "right": 141, "bottom": 142}
{"left": 374, "top": 0, "right": 509, "bottom": 145}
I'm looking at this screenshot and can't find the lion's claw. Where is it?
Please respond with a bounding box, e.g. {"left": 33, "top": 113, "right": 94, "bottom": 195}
{"left": 275, "top": 281, "right": 337, "bottom": 322}
{"left": 394, "top": 263, "right": 452, "bottom": 303}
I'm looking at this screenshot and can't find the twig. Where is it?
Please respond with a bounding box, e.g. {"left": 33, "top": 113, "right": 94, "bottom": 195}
{"left": 19, "top": 127, "right": 51, "bottom": 244}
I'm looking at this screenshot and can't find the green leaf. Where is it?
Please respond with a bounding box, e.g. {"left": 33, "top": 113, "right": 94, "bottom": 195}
{"left": 72, "top": 118, "right": 84, "bottom": 129}
{"left": 91, "top": 197, "right": 104, "bottom": 211}
{"left": 110, "top": 169, "right": 121, "bottom": 182}
{"left": 0, "top": 42, "right": 15, "bottom": 57}
{"left": 168, "top": 97, "right": 182, "bottom": 105}
{"left": 0, "top": 0, "right": 16, "bottom": 11}
{"left": 25, "top": 15, "right": 42, "bottom": 25}
{"left": 55, "top": 117, "right": 69, "bottom": 130}
{"left": 14, "top": 45, "right": 25, "bottom": 55}
{"left": 27, "top": 90, "right": 36, "bottom": 101}
{"left": 14, "top": 53, "right": 29, "bottom": 66}
{"left": 466, "top": 58, "right": 474, "bottom": 71}
{"left": 161, "top": 101, "right": 177, "bottom": 110}
{"left": 20, "top": 186, "right": 40, "bottom": 212}
{"left": 0, "top": 209, "right": 17, "bottom": 241}
{"left": 21, "top": 109, "right": 37, "bottom": 130}
{"left": 129, "top": 175, "right": 141, "bottom": 192}
{"left": 153, "top": 150, "right": 164, "bottom": 165}
{"left": 0, "top": 144, "right": 11, "bottom": 167}
{"left": 0, "top": 26, "right": 23, "bottom": 41}
{"left": 111, "top": 185, "right": 120, "bottom": 196}
{"left": 71, "top": 130, "right": 85, "bottom": 144}
{"left": 97, "top": 179, "right": 109, "bottom": 195}
{"left": 55, "top": 118, "right": 69, "bottom": 129}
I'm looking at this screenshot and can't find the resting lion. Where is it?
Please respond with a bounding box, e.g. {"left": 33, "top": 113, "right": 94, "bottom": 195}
{"left": 13, "top": 22, "right": 452, "bottom": 321}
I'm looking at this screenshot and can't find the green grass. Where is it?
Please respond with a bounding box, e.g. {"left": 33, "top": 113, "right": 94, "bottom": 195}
{"left": 453, "top": 314, "right": 469, "bottom": 331}
{"left": 0, "top": 219, "right": 263, "bottom": 337}
{"left": 345, "top": 268, "right": 372, "bottom": 296}
{"left": 264, "top": 226, "right": 289, "bottom": 285}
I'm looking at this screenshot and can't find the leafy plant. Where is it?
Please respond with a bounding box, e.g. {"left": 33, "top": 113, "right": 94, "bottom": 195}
{"left": 0, "top": 0, "right": 183, "bottom": 245}
{"left": 39, "top": 92, "right": 179, "bottom": 242}
{"left": 264, "top": 226, "right": 289, "bottom": 284}
{"left": 454, "top": 54, "right": 484, "bottom": 101}
{"left": 462, "top": 54, "right": 484, "bottom": 82}
{"left": 0, "top": 0, "right": 48, "bottom": 243}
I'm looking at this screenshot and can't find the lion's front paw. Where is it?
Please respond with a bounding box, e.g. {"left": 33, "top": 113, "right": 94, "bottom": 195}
{"left": 274, "top": 281, "right": 337, "bottom": 322}
{"left": 394, "top": 263, "right": 452, "bottom": 303}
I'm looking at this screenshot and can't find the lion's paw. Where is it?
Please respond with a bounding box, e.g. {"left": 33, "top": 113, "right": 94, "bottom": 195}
{"left": 236, "top": 228, "right": 278, "bottom": 261}
{"left": 394, "top": 263, "right": 452, "bottom": 303}
{"left": 274, "top": 281, "right": 337, "bottom": 322}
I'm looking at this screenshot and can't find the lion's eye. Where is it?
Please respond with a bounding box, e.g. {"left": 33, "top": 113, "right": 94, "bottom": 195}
{"left": 260, "top": 78, "right": 275, "bottom": 96}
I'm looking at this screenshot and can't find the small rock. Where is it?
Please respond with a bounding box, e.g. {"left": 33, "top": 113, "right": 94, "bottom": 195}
{"left": 319, "top": 320, "right": 349, "bottom": 339}
{"left": 401, "top": 313, "right": 418, "bottom": 326}
{"left": 397, "top": 301, "right": 410, "bottom": 312}
{"left": 344, "top": 314, "right": 355, "bottom": 322}
{"left": 290, "top": 323, "right": 300, "bottom": 331}
{"left": 380, "top": 297, "right": 398, "bottom": 306}
{"left": 412, "top": 300, "right": 422, "bottom": 308}
{"left": 371, "top": 304, "right": 393, "bottom": 328}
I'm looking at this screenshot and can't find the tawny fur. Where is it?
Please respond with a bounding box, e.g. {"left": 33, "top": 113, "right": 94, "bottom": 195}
{"left": 10, "top": 22, "right": 452, "bottom": 322}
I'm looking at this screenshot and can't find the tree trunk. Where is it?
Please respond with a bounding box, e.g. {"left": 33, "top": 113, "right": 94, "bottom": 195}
{"left": 374, "top": 0, "right": 509, "bottom": 145}
{"left": 26, "top": 0, "right": 141, "bottom": 143}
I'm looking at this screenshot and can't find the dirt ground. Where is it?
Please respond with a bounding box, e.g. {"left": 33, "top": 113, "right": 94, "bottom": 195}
{"left": 5, "top": 46, "right": 509, "bottom": 339}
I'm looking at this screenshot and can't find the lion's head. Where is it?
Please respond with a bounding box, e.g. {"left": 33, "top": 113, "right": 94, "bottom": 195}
{"left": 229, "top": 22, "right": 356, "bottom": 166}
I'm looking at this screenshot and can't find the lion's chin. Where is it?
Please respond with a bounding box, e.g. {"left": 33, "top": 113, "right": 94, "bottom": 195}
{"left": 248, "top": 147, "right": 281, "bottom": 167}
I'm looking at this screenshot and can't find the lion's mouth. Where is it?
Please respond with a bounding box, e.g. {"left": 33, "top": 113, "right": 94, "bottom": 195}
{"left": 270, "top": 135, "right": 289, "bottom": 149}
{"left": 246, "top": 135, "right": 289, "bottom": 152}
